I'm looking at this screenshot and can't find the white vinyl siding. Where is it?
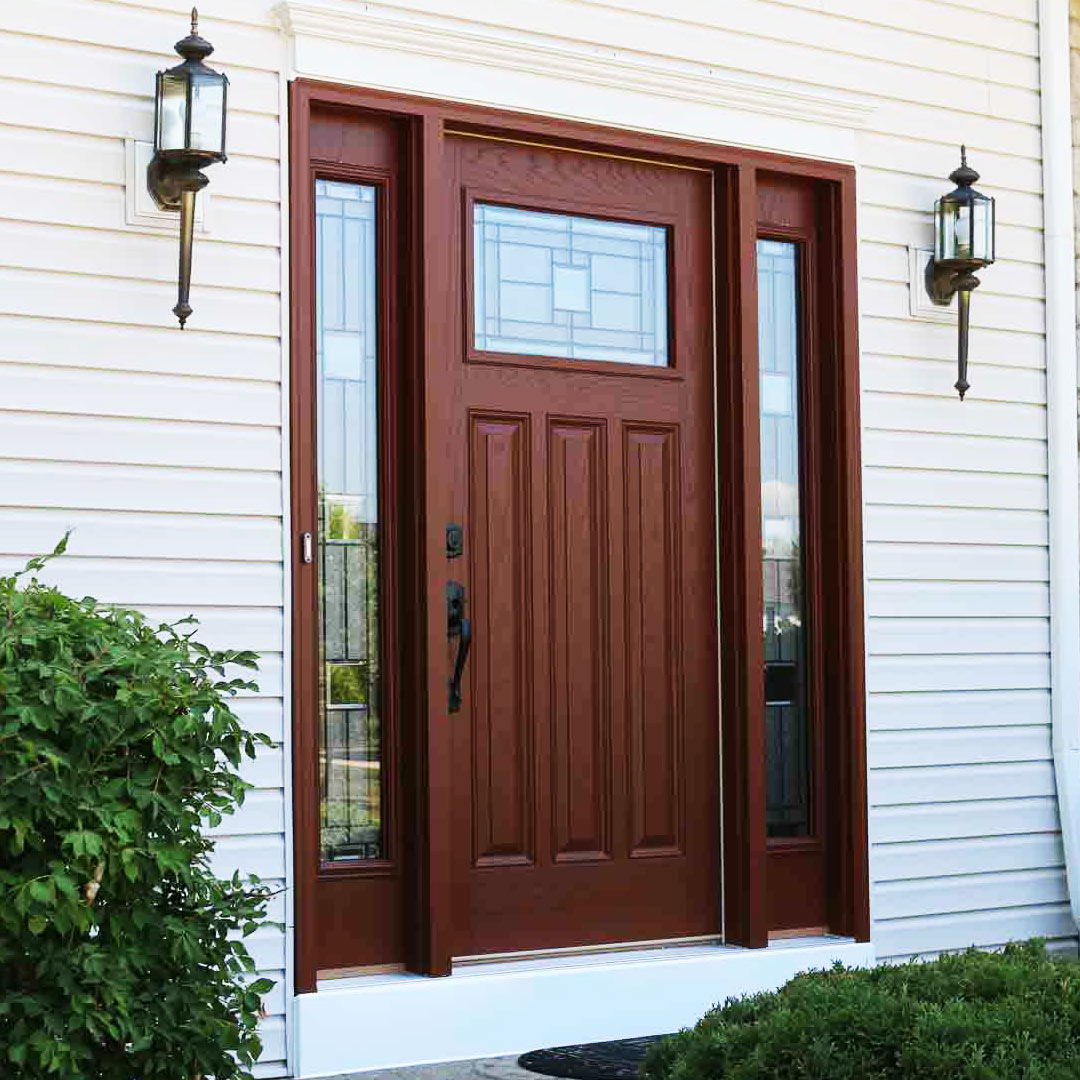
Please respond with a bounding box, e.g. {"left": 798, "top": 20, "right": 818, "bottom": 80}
{"left": 0, "top": 1, "right": 289, "bottom": 1074}
{"left": 0, "top": 2, "right": 1070, "bottom": 1076}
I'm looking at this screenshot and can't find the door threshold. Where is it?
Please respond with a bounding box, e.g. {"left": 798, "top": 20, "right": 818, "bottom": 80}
{"left": 454, "top": 933, "right": 724, "bottom": 967}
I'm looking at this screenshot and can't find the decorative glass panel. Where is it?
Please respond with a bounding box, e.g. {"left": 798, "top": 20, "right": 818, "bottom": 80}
{"left": 315, "top": 179, "right": 384, "bottom": 863}
{"left": 757, "top": 239, "right": 810, "bottom": 839}
{"left": 473, "top": 203, "right": 669, "bottom": 365}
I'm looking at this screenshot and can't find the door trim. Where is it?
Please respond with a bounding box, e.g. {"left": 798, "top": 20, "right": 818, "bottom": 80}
{"left": 289, "top": 78, "right": 869, "bottom": 991}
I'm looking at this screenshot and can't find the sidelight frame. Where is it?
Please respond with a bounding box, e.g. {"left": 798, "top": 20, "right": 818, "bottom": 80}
{"left": 289, "top": 79, "right": 868, "bottom": 991}
{"left": 756, "top": 180, "right": 831, "bottom": 932}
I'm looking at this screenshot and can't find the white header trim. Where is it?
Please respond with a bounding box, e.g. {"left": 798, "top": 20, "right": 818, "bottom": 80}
{"left": 275, "top": 0, "right": 872, "bottom": 139}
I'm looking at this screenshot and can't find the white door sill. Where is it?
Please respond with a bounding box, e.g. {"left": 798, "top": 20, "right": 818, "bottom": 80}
{"left": 292, "top": 936, "right": 875, "bottom": 1077}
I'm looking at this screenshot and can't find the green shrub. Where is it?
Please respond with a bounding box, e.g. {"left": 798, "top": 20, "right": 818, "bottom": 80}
{"left": 0, "top": 540, "right": 276, "bottom": 1079}
{"left": 643, "top": 939, "right": 1080, "bottom": 1080}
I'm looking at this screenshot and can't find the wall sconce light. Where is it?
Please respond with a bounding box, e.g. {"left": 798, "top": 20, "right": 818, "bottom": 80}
{"left": 148, "top": 8, "right": 228, "bottom": 328}
{"left": 925, "top": 146, "right": 996, "bottom": 399}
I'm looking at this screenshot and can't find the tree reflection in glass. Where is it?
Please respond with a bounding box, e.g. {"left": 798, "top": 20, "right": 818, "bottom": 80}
{"left": 757, "top": 239, "right": 810, "bottom": 839}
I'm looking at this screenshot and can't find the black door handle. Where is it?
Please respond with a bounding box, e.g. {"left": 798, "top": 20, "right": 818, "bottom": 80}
{"left": 447, "top": 580, "right": 472, "bottom": 714}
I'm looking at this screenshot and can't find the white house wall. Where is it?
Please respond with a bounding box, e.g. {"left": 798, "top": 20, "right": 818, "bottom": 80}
{"left": 0, "top": 0, "right": 1071, "bottom": 1075}
{"left": 0, "top": 1, "right": 290, "bottom": 1075}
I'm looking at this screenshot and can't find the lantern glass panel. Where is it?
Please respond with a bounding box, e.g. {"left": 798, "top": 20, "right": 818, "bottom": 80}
{"left": 953, "top": 202, "right": 974, "bottom": 261}
{"left": 157, "top": 72, "right": 188, "bottom": 152}
{"left": 935, "top": 199, "right": 949, "bottom": 262}
{"left": 936, "top": 198, "right": 963, "bottom": 262}
{"left": 972, "top": 196, "right": 995, "bottom": 264}
{"left": 190, "top": 72, "right": 226, "bottom": 156}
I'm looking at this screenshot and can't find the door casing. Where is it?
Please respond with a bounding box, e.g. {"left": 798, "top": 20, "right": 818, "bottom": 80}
{"left": 289, "top": 79, "right": 870, "bottom": 991}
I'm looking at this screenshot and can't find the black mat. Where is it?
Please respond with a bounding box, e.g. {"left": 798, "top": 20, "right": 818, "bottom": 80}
{"left": 517, "top": 1035, "right": 669, "bottom": 1080}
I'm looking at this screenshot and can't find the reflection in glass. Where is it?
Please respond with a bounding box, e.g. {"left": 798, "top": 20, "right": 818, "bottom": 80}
{"left": 757, "top": 239, "right": 810, "bottom": 839}
{"left": 473, "top": 203, "right": 669, "bottom": 365}
{"left": 315, "top": 179, "right": 383, "bottom": 863}
{"left": 158, "top": 74, "right": 187, "bottom": 150}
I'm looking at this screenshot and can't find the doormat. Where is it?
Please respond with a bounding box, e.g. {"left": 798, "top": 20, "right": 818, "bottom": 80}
{"left": 517, "top": 1035, "right": 669, "bottom": 1080}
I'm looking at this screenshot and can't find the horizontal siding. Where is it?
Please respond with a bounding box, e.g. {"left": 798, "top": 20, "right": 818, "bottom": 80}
{"left": 867, "top": 655, "right": 1049, "bottom": 693}
{"left": 868, "top": 689, "right": 1050, "bottom": 730}
{"left": 0, "top": 315, "right": 279, "bottom": 379}
{"left": 0, "top": 172, "right": 281, "bottom": 249}
{"left": 845, "top": 0, "right": 1065, "bottom": 952}
{"left": 872, "top": 906, "right": 1076, "bottom": 959}
{"left": 0, "top": 3, "right": 1068, "bottom": 1073}
{"left": 874, "top": 869, "right": 1068, "bottom": 920}
{"left": 0, "top": 558, "right": 285, "bottom": 608}
{"left": 871, "top": 796, "right": 1060, "bottom": 842}
{"left": 873, "top": 834, "right": 1064, "bottom": 880}
{"left": 0, "top": 364, "right": 280, "bottom": 426}
{"left": 868, "top": 726, "right": 1051, "bottom": 769}
{"left": 861, "top": 57, "right": 1064, "bottom": 948}
{"left": 0, "top": 1, "right": 289, "bottom": 1073}
{"left": 0, "top": 509, "right": 283, "bottom": 561}
{"left": 0, "top": 219, "right": 282, "bottom": 292}
{"left": 863, "top": 506, "right": 1048, "bottom": 546}
{"left": 868, "top": 581, "right": 1049, "bottom": 617}
{"left": 871, "top": 761, "right": 1056, "bottom": 805}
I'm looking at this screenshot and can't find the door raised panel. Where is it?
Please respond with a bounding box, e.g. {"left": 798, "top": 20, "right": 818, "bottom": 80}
{"left": 623, "top": 424, "right": 684, "bottom": 859}
{"left": 548, "top": 418, "right": 611, "bottom": 863}
{"left": 468, "top": 412, "right": 534, "bottom": 866}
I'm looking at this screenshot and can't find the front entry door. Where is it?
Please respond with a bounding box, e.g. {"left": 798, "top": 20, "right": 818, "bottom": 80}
{"left": 445, "top": 135, "right": 719, "bottom": 957}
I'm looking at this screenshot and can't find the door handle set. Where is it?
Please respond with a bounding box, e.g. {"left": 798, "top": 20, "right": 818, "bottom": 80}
{"left": 446, "top": 580, "right": 471, "bottom": 714}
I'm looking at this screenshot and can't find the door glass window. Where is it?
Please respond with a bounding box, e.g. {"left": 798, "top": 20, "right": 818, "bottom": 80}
{"left": 315, "top": 178, "right": 384, "bottom": 863}
{"left": 757, "top": 239, "right": 810, "bottom": 839}
{"left": 473, "top": 203, "right": 669, "bottom": 365}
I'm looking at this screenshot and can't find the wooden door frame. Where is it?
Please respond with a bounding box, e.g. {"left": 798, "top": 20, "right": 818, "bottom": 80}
{"left": 289, "top": 78, "right": 869, "bottom": 991}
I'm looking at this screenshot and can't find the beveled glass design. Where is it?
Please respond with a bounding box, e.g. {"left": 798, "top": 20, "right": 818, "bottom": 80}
{"left": 157, "top": 73, "right": 188, "bottom": 152}
{"left": 757, "top": 239, "right": 810, "bottom": 839}
{"left": 315, "top": 179, "right": 384, "bottom": 863}
{"left": 473, "top": 203, "right": 669, "bottom": 365}
{"left": 933, "top": 150, "right": 995, "bottom": 268}
{"left": 936, "top": 195, "right": 994, "bottom": 265}
{"left": 152, "top": 12, "right": 228, "bottom": 166}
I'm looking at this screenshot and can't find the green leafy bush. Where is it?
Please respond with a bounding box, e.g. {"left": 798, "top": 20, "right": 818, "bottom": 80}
{"left": 643, "top": 939, "right": 1080, "bottom": 1080}
{"left": 0, "top": 540, "right": 276, "bottom": 1079}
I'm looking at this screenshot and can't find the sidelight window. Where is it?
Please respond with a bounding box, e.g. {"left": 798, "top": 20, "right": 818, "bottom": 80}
{"left": 757, "top": 239, "right": 810, "bottom": 840}
{"left": 314, "top": 178, "right": 384, "bottom": 864}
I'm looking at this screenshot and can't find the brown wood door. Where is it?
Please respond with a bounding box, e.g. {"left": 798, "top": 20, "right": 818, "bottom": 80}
{"left": 444, "top": 135, "right": 719, "bottom": 957}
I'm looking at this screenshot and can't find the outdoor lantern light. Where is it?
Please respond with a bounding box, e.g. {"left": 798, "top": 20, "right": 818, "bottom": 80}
{"left": 147, "top": 8, "right": 228, "bottom": 328}
{"left": 925, "top": 146, "right": 996, "bottom": 399}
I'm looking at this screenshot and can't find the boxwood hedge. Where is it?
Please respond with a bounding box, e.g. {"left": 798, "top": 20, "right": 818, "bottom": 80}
{"left": 643, "top": 939, "right": 1080, "bottom": 1080}
{"left": 0, "top": 539, "right": 276, "bottom": 1079}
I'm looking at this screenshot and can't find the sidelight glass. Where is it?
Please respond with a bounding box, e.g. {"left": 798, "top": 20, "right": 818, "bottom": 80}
{"left": 315, "top": 179, "right": 384, "bottom": 863}
{"left": 757, "top": 239, "right": 810, "bottom": 839}
{"left": 473, "top": 203, "right": 669, "bottom": 365}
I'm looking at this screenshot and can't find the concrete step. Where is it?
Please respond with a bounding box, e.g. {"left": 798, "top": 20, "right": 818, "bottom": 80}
{"left": 324, "top": 1056, "right": 533, "bottom": 1079}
